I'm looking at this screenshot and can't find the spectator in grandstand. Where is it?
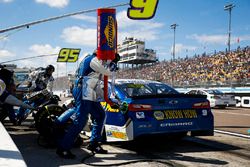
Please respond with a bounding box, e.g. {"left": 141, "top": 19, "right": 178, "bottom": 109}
{"left": 117, "top": 46, "right": 249, "bottom": 87}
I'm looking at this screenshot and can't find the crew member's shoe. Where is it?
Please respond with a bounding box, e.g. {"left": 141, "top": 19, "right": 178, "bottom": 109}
{"left": 86, "top": 142, "right": 108, "bottom": 154}
{"left": 11, "top": 118, "right": 19, "bottom": 126}
{"left": 56, "top": 149, "right": 76, "bottom": 159}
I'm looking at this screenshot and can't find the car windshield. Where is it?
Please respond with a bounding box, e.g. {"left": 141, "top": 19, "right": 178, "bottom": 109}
{"left": 117, "top": 82, "right": 178, "bottom": 97}
{"left": 205, "top": 89, "right": 224, "bottom": 95}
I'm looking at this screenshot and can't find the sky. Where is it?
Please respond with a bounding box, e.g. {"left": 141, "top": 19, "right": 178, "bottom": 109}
{"left": 0, "top": 0, "right": 249, "bottom": 77}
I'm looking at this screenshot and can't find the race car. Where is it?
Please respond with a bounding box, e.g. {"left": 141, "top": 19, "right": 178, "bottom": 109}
{"left": 101, "top": 79, "right": 214, "bottom": 142}
{"left": 186, "top": 89, "right": 236, "bottom": 108}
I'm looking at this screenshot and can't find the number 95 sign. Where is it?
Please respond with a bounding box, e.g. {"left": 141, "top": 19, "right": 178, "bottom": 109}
{"left": 127, "top": 0, "right": 159, "bottom": 20}
{"left": 57, "top": 48, "right": 80, "bottom": 62}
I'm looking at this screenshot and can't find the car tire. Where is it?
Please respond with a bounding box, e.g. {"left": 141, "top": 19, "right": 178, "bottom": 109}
{"left": 218, "top": 106, "right": 226, "bottom": 109}
{"left": 172, "top": 132, "right": 187, "bottom": 140}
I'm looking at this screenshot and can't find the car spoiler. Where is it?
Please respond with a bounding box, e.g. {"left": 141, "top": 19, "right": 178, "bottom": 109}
{"left": 130, "top": 94, "right": 207, "bottom": 99}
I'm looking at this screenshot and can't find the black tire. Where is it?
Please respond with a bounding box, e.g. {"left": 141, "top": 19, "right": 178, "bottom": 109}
{"left": 218, "top": 105, "right": 226, "bottom": 109}
{"left": 0, "top": 109, "right": 8, "bottom": 123}
{"left": 0, "top": 104, "right": 11, "bottom": 123}
{"left": 34, "top": 104, "right": 65, "bottom": 139}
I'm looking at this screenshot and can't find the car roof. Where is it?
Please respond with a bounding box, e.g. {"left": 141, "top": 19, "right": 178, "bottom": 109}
{"left": 115, "top": 79, "right": 162, "bottom": 85}
{"left": 188, "top": 88, "right": 207, "bottom": 91}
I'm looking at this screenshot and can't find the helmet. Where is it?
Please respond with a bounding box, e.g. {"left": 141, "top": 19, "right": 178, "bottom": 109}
{"left": 45, "top": 65, "right": 55, "bottom": 72}
{"left": 113, "top": 53, "right": 120, "bottom": 63}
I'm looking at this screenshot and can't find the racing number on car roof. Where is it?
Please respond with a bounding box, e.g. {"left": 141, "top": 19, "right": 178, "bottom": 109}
{"left": 127, "top": 0, "right": 159, "bottom": 20}
{"left": 57, "top": 48, "right": 80, "bottom": 62}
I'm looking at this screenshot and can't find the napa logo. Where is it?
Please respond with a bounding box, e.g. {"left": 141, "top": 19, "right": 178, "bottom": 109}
{"left": 104, "top": 16, "right": 115, "bottom": 48}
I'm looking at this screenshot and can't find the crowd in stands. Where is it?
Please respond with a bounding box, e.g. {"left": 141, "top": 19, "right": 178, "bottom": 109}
{"left": 117, "top": 46, "right": 250, "bottom": 87}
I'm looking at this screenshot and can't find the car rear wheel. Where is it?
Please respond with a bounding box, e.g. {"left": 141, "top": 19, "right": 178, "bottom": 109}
{"left": 172, "top": 132, "right": 188, "bottom": 140}
{"left": 218, "top": 105, "right": 226, "bottom": 109}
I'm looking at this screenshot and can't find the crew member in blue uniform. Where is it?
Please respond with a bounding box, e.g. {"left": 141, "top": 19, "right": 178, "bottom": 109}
{"left": 56, "top": 51, "right": 119, "bottom": 159}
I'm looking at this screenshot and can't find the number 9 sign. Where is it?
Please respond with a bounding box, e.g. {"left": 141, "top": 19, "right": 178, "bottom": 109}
{"left": 127, "top": 0, "right": 159, "bottom": 20}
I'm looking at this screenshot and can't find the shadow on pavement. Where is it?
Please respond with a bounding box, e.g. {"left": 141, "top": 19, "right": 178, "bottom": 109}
{"left": 4, "top": 122, "right": 241, "bottom": 167}
{"left": 105, "top": 134, "right": 240, "bottom": 166}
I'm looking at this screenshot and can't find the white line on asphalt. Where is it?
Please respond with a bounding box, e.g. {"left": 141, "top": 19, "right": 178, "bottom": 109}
{"left": 215, "top": 111, "right": 250, "bottom": 116}
{"left": 214, "top": 129, "right": 250, "bottom": 139}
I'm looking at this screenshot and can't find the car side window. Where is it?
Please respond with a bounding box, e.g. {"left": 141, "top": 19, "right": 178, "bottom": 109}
{"left": 197, "top": 90, "right": 205, "bottom": 95}
{"left": 187, "top": 90, "right": 196, "bottom": 94}
{"left": 114, "top": 89, "right": 122, "bottom": 100}
{"left": 200, "top": 91, "right": 206, "bottom": 95}
{"left": 109, "top": 83, "right": 123, "bottom": 100}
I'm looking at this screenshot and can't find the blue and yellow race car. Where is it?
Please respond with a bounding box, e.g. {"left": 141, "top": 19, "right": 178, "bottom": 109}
{"left": 101, "top": 79, "right": 214, "bottom": 142}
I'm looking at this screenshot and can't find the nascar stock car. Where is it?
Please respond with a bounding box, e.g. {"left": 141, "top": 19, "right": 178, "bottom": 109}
{"left": 186, "top": 89, "right": 236, "bottom": 108}
{"left": 100, "top": 79, "right": 214, "bottom": 142}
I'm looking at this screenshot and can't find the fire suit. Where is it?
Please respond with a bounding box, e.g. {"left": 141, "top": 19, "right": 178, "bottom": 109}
{"left": 27, "top": 68, "right": 54, "bottom": 92}
{"left": 16, "top": 68, "right": 54, "bottom": 124}
{"left": 57, "top": 53, "right": 112, "bottom": 152}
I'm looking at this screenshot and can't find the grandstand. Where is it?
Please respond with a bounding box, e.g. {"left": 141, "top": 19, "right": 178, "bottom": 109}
{"left": 54, "top": 76, "right": 72, "bottom": 91}
{"left": 2, "top": 43, "right": 249, "bottom": 96}
{"left": 1, "top": 64, "right": 17, "bottom": 71}
{"left": 118, "top": 37, "right": 158, "bottom": 67}
{"left": 117, "top": 46, "right": 250, "bottom": 88}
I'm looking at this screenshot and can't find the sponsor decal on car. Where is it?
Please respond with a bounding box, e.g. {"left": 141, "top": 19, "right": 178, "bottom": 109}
{"left": 169, "top": 100, "right": 178, "bottom": 105}
{"left": 154, "top": 110, "right": 198, "bottom": 120}
{"left": 101, "top": 102, "right": 119, "bottom": 112}
{"left": 202, "top": 109, "right": 208, "bottom": 116}
{"left": 160, "top": 122, "right": 193, "bottom": 127}
{"left": 138, "top": 124, "right": 152, "bottom": 128}
{"left": 126, "top": 83, "right": 144, "bottom": 88}
{"left": 106, "top": 130, "right": 127, "bottom": 139}
{"left": 136, "top": 112, "right": 145, "bottom": 119}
